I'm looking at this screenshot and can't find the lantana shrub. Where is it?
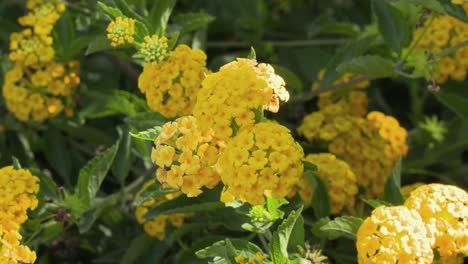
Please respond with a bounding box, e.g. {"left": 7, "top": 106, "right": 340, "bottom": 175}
{"left": 0, "top": 0, "right": 467, "bottom": 263}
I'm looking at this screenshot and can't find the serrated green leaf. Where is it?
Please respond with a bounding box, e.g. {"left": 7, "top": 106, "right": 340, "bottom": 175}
{"left": 311, "top": 217, "right": 341, "bottom": 240}
{"left": 129, "top": 126, "right": 162, "bottom": 141}
{"left": 269, "top": 206, "right": 304, "bottom": 264}
{"left": 266, "top": 197, "right": 288, "bottom": 220}
{"left": 305, "top": 171, "right": 330, "bottom": 219}
{"left": 107, "top": 90, "right": 149, "bottom": 117}
{"left": 383, "top": 158, "right": 404, "bottom": 205}
{"left": 132, "top": 181, "right": 177, "bottom": 206}
{"left": 97, "top": 1, "right": 124, "bottom": 20}
{"left": 372, "top": 0, "right": 413, "bottom": 53}
{"left": 112, "top": 126, "right": 132, "bottom": 184}
{"left": 149, "top": 0, "right": 177, "bottom": 35}
{"left": 124, "top": 112, "right": 166, "bottom": 130}
{"left": 272, "top": 64, "right": 304, "bottom": 92}
{"left": 288, "top": 215, "right": 304, "bottom": 251}
{"left": 337, "top": 55, "right": 394, "bottom": 78}
{"left": 404, "top": 0, "right": 445, "bottom": 13}
{"left": 320, "top": 216, "right": 363, "bottom": 240}
{"left": 166, "top": 12, "right": 215, "bottom": 36}
{"left": 77, "top": 142, "right": 119, "bottom": 205}
{"left": 196, "top": 239, "right": 264, "bottom": 261}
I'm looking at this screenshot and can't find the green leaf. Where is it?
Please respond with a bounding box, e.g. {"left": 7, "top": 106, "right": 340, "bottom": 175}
{"left": 149, "top": 0, "right": 177, "bottom": 35}
{"left": 97, "top": 1, "right": 124, "bottom": 20}
{"left": 272, "top": 64, "right": 304, "bottom": 92}
{"left": 120, "top": 233, "right": 154, "bottom": 264}
{"left": 112, "top": 126, "right": 132, "bottom": 184}
{"left": 305, "top": 171, "right": 330, "bottom": 219}
{"left": 77, "top": 142, "right": 119, "bottom": 205}
{"left": 166, "top": 12, "right": 215, "bottom": 35}
{"left": 124, "top": 112, "right": 166, "bottom": 130}
{"left": 35, "top": 221, "right": 64, "bottom": 244}
{"left": 436, "top": 90, "right": 468, "bottom": 121}
{"left": 363, "top": 199, "right": 393, "bottom": 208}
{"left": 107, "top": 90, "right": 150, "bottom": 117}
{"left": 266, "top": 197, "right": 288, "bottom": 220}
{"left": 311, "top": 217, "right": 340, "bottom": 240}
{"left": 337, "top": 55, "right": 394, "bottom": 79}
{"left": 43, "top": 128, "right": 72, "bottom": 186}
{"left": 303, "top": 161, "right": 318, "bottom": 172}
{"left": 439, "top": 0, "right": 468, "bottom": 23}
{"left": 383, "top": 158, "right": 404, "bottom": 205}
{"left": 320, "top": 216, "right": 363, "bottom": 240}
{"left": 248, "top": 47, "right": 256, "bottom": 60}
{"left": 85, "top": 36, "right": 112, "bottom": 56}
{"left": 132, "top": 181, "right": 177, "bottom": 206}
{"left": 129, "top": 126, "right": 162, "bottom": 141}
{"left": 114, "top": 0, "right": 145, "bottom": 21}
{"left": 372, "top": 0, "right": 413, "bottom": 53}
{"left": 196, "top": 239, "right": 264, "bottom": 261}
{"left": 288, "top": 215, "right": 304, "bottom": 251}
{"left": 143, "top": 201, "right": 225, "bottom": 220}
{"left": 269, "top": 206, "right": 304, "bottom": 264}
{"left": 404, "top": 0, "right": 445, "bottom": 13}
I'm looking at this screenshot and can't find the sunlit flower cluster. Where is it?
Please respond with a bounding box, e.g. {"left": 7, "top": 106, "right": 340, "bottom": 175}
{"left": 0, "top": 166, "right": 40, "bottom": 264}
{"left": 356, "top": 206, "right": 434, "bottom": 264}
{"left": 404, "top": 184, "right": 468, "bottom": 259}
{"left": 298, "top": 153, "right": 358, "bottom": 214}
{"left": 298, "top": 79, "right": 408, "bottom": 198}
{"left": 218, "top": 121, "right": 304, "bottom": 205}
{"left": 412, "top": 2, "right": 468, "bottom": 83}
{"left": 106, "top": 16, "right": 135, "bottom": 47}
{"left": 151, "top": 116, "right": 220, "bottom": 197}
{"left": 193, "top": 58, "right": 289, "bottom": 142}
{"left": 3, "top": 0, "right": 79, "bottom": 122}
{"left": 134, "top": 180, "right": 189, "bottom": 240}
{"left": 138, "top": 45, "right": 209, "bottom": 118}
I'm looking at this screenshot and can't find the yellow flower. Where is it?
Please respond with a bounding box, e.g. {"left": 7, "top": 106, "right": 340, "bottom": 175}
{"left": 400, "top": 182, "right": 425, "bottom": 199}
{"left": 140, "top": 35, "right": 170, "bottom": 64}
{"left": 106, "top": 17, "right": 135, "bottom": 47}
{"left": 138, "top": 45, "right": 209, "bottom": 118}
{"left": 297, "top": 153, "right": 358, "bottom": 214}
{"left": 404, "top": 184, "right": 468, "bottom": 258}
{"left": 152, "top": 116, "right": 220, "bottom": 197}
{"left": 134, "top": 179, "right": 190, "bottom": 240}
{"left": 193, "top": 58, "right": 289, "bottom": 142}
{"left": 18, "top": 0, "right": 65, "bottom": 36}
{"left": 356, "top": 206, "right": 433, "bottom": 264}
{"left": 218, "top": 121, "right": 304, "bottom": 205}
{"left": 0, "top": 166, "right": 40, "bottom": 264}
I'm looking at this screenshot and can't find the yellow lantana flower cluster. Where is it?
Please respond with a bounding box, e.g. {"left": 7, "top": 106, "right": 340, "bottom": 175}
{"left": 106, "top": 16, "right": 135, "bottom": 47}
{"left": 234, "top": 251, "right": 265, "bottom": 264}
{"left": 298, "top": 153, "right": 358, "bottom": 214}
{"left": 412, "top": 2, "right": 468, "bottom": 83}
{"left": 298, "top": 79, "right": 408, "bottom": 198}
{"left": 134, "top": 180, "right": 189, "bottom": 240}
{"left": 218, "top": 121, "right": 304, "bottom": 205}
{"left": 138, "top": 45, "right": 209, "bottom": 118}
{"left": 356, "top": 206, "right": 434, "bottom": 264}
{"left": 404, "top": 184, "right": 468, "bottom": 259}
{"left": 3, "top": 0, "right": 80, "bottom": 122}
{"left": 400, "top": 182, "right": 425, "bottom": 199}
{"left": 140, "top": 35, "right": 170, "bottom": 64}
{"left": 0, "top": 166, "right": 40, "bottom": 264}
{"left": 193, "top": 58, "right": 289, "bottom": 142}
{"left": 151, "top": 116, "right": 220, "bottom": 197}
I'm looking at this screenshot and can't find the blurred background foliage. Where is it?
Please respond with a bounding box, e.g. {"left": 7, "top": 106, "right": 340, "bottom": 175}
{"left": 0, "top": 0, "right": 467, "bottom": 263}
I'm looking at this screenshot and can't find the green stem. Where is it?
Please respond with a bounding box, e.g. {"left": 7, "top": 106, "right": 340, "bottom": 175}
{"left": 431, "top": 40, "right": 468, "bottom": 60}
{"left": 408, "top": 81, "right": 423, "bottom": 124}
{"left": 207, "top": 38, "right": 350, "bottom": 48}
{"left": 64, "top": 1, "right": 93, "bottom": 16}
{"left": 258, "top": 234, "right": 270, "bottom": 254}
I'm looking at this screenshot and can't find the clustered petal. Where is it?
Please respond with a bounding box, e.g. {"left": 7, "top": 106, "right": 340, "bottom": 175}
{"left": 298, "top": 75, "right": 408, "bottom": 198}
{"left": 404, "top": 184, "right": 468, "bottom": 259}
{"left": 151, "top": 116, "right": 220, "bottom": 197}
{"left": 134, "top": 180, "right": 190, "bottom": 240}
{"left": 0, "top": 166, "right": 40, "bottom": 264}
{"left": 298, "top": 153, "right": 358, "bottom": 214}
{"left": 411, "top": 1, "right": 468, "bottom": 83}
{"left": 193, "top": 58, "right": 289, "bottom": 142}
{"left": 140, "top": 35, "right": 170, "bottom": 64}
{"left": 3, "top": 0, "right": 79, "bottom": 122}
{"left": 356, "top": 206, "right": 434, "bottom": 264}
{"left": 218, "top": 121, "right": 304, "bottom": 205}
{"left": 106, "top": 16, "right": 135, "bottom": 47}
{"left": 138, "top": 45, "right": 208, "bottom": 118}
